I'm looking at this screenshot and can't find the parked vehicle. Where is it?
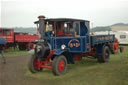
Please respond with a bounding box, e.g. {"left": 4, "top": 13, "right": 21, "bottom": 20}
{"left": 28, "top": 16, "right": 122, "bottom": 76}
{"left": 0, "top": 28, "right": 39, "bottom": 50}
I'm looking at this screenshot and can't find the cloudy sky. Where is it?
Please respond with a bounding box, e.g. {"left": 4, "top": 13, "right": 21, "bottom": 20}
{"left": 1, "top": 0, "right": 128, "bottom": 28}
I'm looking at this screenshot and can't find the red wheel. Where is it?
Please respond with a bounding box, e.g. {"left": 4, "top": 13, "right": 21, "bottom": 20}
{"left": 114, "top": 40, "right": 119, "bottom": 52}
{"left": 58, "top": 60, "right": 65, "bottom": 72}
{"left": 98, "top": 46, "right": 110, "bottom": 63}
{"left": 104, "top": 49, "right": 109, "bottom": 61}
{"left": 105, "top": 51, "right": 108, "bottom": 58}
{"left": 28, "top": 55, "right": 42, "bottom": 73}
{"left": 110, "top": 38, "right": 119, "bottom": 54}
{"left": 52, "top": 55, "right": 67, "bottom": 76}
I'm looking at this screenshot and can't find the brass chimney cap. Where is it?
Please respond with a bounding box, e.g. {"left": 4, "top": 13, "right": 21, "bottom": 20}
{"left": 38, "top": 15, "right": 45, "bottom": 19}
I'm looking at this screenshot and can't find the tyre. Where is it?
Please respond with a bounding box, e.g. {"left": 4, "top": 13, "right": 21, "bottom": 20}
{"left": 28, "top": 54, "right": 42, "bottom": 73}
{"left": 109, "top": 43, "right": 115, "bottom": 54}
{"left": 52, "top": 55, "right": 67, "bottom": 76}
{"left": 120, "top": 46, "right": 124, "bottom": 53}
{"left": 18, "top": 44, "right": 27, "bottom": 50}
{"left": 98, "top": 46, "right": 110, "bottom": 63}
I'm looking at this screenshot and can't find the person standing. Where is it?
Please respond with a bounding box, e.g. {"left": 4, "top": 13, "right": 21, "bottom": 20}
{"left": 0, "top": 44, "right": 6, "bottom": 64}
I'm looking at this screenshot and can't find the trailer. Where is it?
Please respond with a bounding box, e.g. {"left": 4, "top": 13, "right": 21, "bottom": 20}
{"left": 28, "top": 16, "right": 122, "bottom": 76}
{"left": 116, "top": 31, "right": 128, "bottom": 45}
{"left": 0, "top": 28, "right": 39, "bottom": 50}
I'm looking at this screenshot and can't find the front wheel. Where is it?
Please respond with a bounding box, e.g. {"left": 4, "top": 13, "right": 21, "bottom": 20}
{"left": 52, "top": 55, "right": 67, "bottom": 76}
{"left": 98, "top": 46, "right": 110, "bottom": 63}
{"left": 28, "top": 54, "right": 42, "bottom": 73}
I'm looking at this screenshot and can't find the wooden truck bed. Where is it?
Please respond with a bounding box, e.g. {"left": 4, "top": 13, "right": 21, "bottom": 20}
{"left": 90, "top": 35, "right": 115, "bottom": 46}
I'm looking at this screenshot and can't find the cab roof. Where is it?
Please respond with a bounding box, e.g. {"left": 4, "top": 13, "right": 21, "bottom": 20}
{"left": 34, "top": 18, "right": 89, "bottom": 24}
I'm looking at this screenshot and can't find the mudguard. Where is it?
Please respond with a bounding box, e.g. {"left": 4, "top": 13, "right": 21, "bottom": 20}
{"left": 53, "top": 49, "right": 64, "bottom": 55}
{"left": 96, "top": 44, "right": 106, "bottom": 56}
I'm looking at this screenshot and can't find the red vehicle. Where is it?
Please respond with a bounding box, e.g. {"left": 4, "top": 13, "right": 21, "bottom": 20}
{"left": 0, "top": 28, "right": 39, "bottom": 50}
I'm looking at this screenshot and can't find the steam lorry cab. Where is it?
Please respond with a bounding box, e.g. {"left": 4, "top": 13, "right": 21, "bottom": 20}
{"left": 28, "top": 16, "right": 118, "bottom": 76}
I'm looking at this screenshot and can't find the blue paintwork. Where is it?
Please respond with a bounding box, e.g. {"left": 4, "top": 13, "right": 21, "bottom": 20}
{"left": 45, "top": 35, "right": 115, "bottom": 54}
{"left": 44, "top": 21, "right": 91, "bottom": 53}
{"left": 41, "top": 19, "right": 114, "bottom": 55}
{"left": 45, "top": 36, "right": 90, "bottom": 53}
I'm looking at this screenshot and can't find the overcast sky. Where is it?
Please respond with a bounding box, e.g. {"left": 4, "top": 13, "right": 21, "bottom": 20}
{"left": 1, "top": 0, "right": 128, "bottom": 28}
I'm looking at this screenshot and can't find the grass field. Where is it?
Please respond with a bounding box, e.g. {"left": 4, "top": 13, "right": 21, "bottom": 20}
{"left": 25, "top": 46, "right": 128, "bottom": 85}
{"left": 0, "top": 48, "right": 29, "bottom": 57}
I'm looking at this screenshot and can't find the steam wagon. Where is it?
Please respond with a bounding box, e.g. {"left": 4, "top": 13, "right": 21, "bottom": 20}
{"left": 28, "top": 16, "right": 120, "bottom": 76}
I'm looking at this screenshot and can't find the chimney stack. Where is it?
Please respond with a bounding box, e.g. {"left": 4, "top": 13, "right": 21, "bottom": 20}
{"left": 38, "top": 15, "right": 45, "bottom": 20}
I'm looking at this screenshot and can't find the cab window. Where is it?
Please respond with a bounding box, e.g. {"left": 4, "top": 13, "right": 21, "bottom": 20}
{"left": 56, "top": 23, "right": 62, "bottom": 32}
{"left": 73, "top": 22, "right": 80, "bottom": 36}
{"left": 45, "top": 23, "right": 53, "bottom": 32}
{"left": 64, "top": 22, "right": 74, "bottom": 36}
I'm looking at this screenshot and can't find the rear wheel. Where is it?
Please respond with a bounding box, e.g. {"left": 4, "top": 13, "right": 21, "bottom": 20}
{"left": 98, "top": 46, "right": 110, "bottom": 63}
{"left": 52, "top": 55, "right": 67, "bottom": 76}
{"left": 28, "top": 54, "right": 42, "bottom": 73}
{"left": 110, "top": 38, "right": 119, "bottom": 54}
{"left": 120, "top": 46, "right": 124, "bottom": 53}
